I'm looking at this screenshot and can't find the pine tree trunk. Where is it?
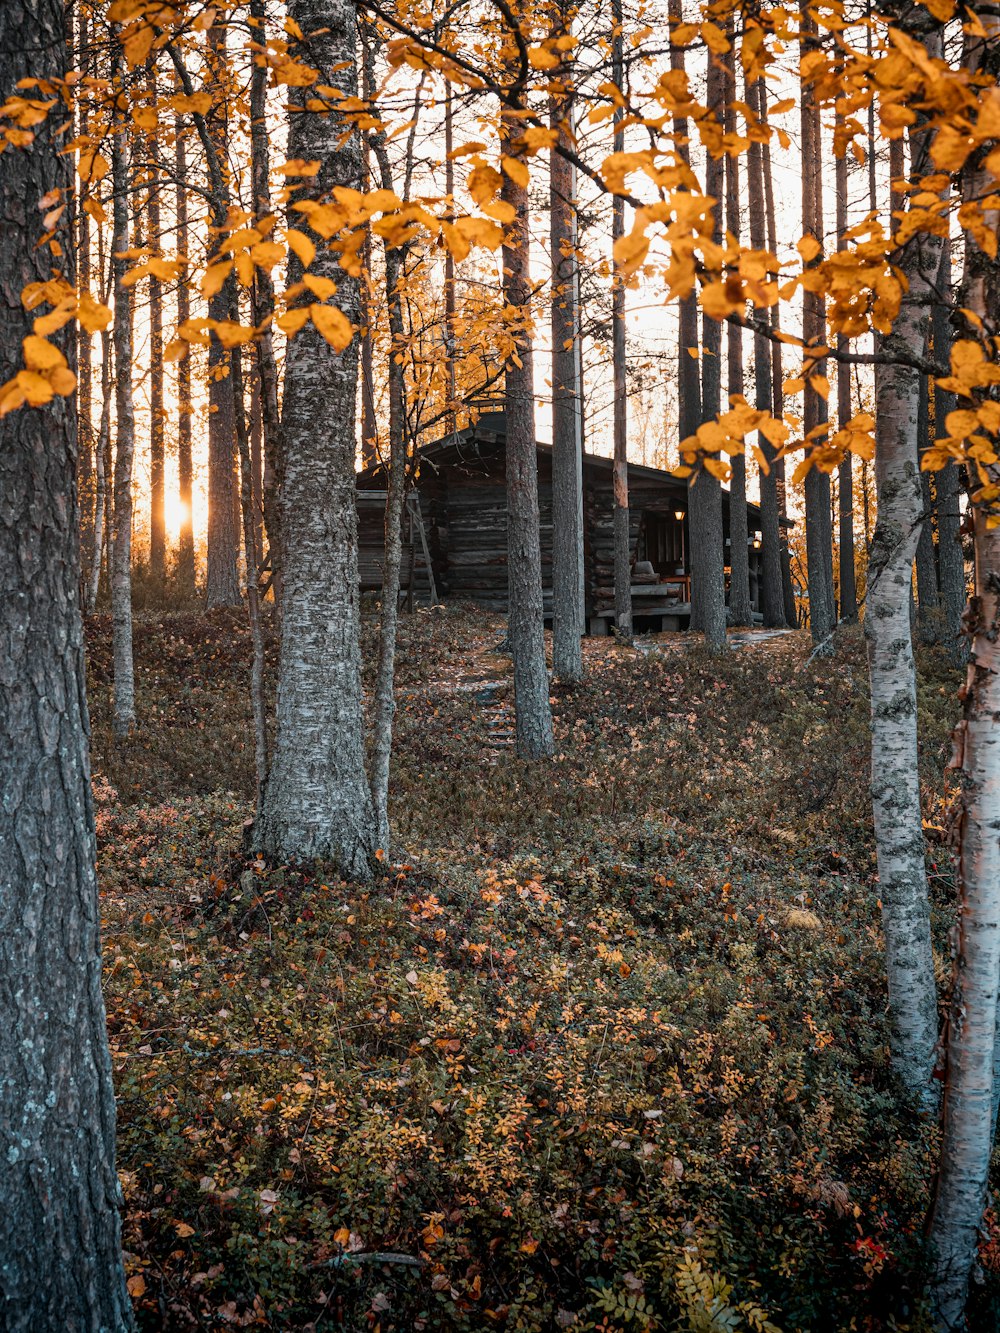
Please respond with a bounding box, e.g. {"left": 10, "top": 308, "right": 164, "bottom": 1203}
{"left": 835, "top": 111, "right": 858, "bottom": 622}
{"left": 87, "top": 329, "right": 112, "bottom": 615}
{"left": 147, "top": 90, "right": 166, "bottom": 588}
{"left": 724, "top": 35, "right": 751, "bottom": 628}
{"left": 611, "top": 0, "right": 632, "bottom": 642}
{"left": 204, "top": 22, "right": 241, "bottom": 609}
{"left": 689, "top": 43, "right": 727, "bottom": 649}
{"left": 174, "top": 114, "right": 195, "bottom": 591}
{"left": 914, "top": 370, "right": 940, "bottom": 641}
{"left": 0, "top": 3, "right": 133, "bottom": 1326}
{"left": 799, "top": 5, "right": 835, "bottom": 648}
{"left": 549, "top": 87, "right": 584, "bottom": 681}
{"left": 250, "top": 0, "right": 284, "bottom": 608}
{"left": 77, "top": 3, "right": 95, "bottom": 596}
{"left": 254, "top": 0, "right": 378, "bottom": 876}
{"left": 501, "top": 113, "right": 554, "bottom": 760}
{"left": 111, "top": 62, "right": 136, "bottom": 737}
{"left": 746, "top": 75, "right": 785, "bottom": 628}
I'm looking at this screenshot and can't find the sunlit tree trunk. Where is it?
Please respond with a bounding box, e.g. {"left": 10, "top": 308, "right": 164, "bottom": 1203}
{"left": 549, "top": 82, "right": 584, "bottom": 681}
{"left": 502, "top": 109, "right": 554, "bottom": 759}
{"left": 174, "top": 113, "right": 195, "bottom": 592}
{"left": 0, "top": 4, "right": 133, "bottom": 1326}
{"left": 77, "top": 5, "right": 95, "bottom": 597}
{"left": 110, "top": 49, "right": 136, "bottom": 737}
{"left": 255, "top": 0, "right": 378, "bottom": 875}
{"left": 250, "top": 0, "right": 284, "bottom": 606}
{"left": 87, "top": 330, "right": 112, "bottom": 615}
{"left": 147, "top": 89, "right": 166, "bottom": 589}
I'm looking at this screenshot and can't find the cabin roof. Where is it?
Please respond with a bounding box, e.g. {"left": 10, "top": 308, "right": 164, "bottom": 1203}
{"left": 357, "top": 410, "right": 790, "bottom": 526}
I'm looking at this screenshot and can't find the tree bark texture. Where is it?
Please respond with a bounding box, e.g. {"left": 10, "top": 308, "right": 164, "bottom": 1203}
{"left": 111, "top": 71, "right": 136, "bottom": 737}
{"left": 611, "top": 0, "right": 632, "bottom": 643}
{"left": 147, "top": 103, "right": 166, "bottom": 587}
{"left": 174, "top": 115, "right": 195, "bottom": 591}
{"left": 867, "top": 276, "right": 940, "bottom": 1102}
{"left": 835, "top": 113, "right": 858, "bottom": 622}
{"left": 204, "top": 23, "right": 241, "bottom": 609}
{"left": 0, "top": 3, "right": 133, "bottom": 1326}
{"left": 502, "top": 117, "right": 554, "bottom": 760}
{"left": 933, "top": 239, "right": 966, "bottom": 660}
{"left": 255, "top": 0, "right": 378, "bottom": 876}
{"left": 724, "top": 38, "right": 751, "bottom": 628}
{"left": 250, "top": 0, "right": 284, "bottom": 608}
{"left": 549, "top": 92, "right": 584, "bottom": 682}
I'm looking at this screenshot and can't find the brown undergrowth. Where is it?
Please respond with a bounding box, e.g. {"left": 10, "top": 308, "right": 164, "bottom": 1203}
{"left": 88, "top": 606, "right": 987, "bottom": 1332}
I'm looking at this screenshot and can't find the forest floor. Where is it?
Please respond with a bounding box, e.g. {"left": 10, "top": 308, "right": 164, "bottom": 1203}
{"left": 85, "top": 605, "right": 994, "bottom": 1333}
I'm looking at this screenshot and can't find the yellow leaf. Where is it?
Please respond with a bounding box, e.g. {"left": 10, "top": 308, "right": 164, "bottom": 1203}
{"left": 301, "top": 274, "right": 335, "bottom": 301}
{"left": 78, "top": 149, "right": 108, "bottom": 183}
{"left": 175, "top": 1222, "right": 195, "bottom": 1239}
{"left": 454, "top": 217, "right": 504, "bottom": 250}
{"left": 170, "top": 92, "right": 213, "bottom": 117}
{"left": 126, "top": 1274, "right": 146, "bottom": 1298}
{"left": 212, "top": 320, "right": 257, "bottom": 348}
{"left": 134, "top": 107, "right": 158, "bottom": 131}
{"left": 286, "top": 228, "right": 316, "bottom": 268}
{"left": 200, "top": 261, "right": 233, "bottom": 299}
{"left": 251, "top": 240, "right": 284, "bottom": 269}
{"left": 276, "top": 307, "right": 310, "bottom": 335}
{"left": 441, "top": 222, "right": 470, "bottom": 262}
{"left": 467, "top": 164, "right": 502, "bottom": 207}
{"left": 310, "top": 303, "right": 354, "bottom": 351}
{"left": 15, "top": 370, "right": 55, "bottom": 406}
{"left": 809, "top": 374, "right": 830, "bottom": 401}
{"left": 501, "top": 155, "right": 530, "bottom": 189}
{"left": 527, "top": 45, "right": 560, "bottom": 70}
{"left": 78, "top": 294, "right": 112, "bottom": 333}
{"left": 235, "top": 252, "right": 255, "bottom": 288}
{"left": 23, "top": 335, "right": 64, "bottom": 371}
{"left": 797, "top": 235, "right": 821, "bottom": 263}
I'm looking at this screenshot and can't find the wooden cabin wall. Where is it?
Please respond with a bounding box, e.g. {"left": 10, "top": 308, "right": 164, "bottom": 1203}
{"left": 585, "top": 480, "right": 666, "bottom": 614}
{"left": 441, "top": 451, "right": 554, "bottom": 612}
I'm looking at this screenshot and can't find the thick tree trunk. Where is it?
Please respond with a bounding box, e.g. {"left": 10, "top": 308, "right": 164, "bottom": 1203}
{"left": 255, "top": 0, "right": 378, "bottom": 876}
{"left": 611, "top": 0, "right": 632, "bottom": 642}
{"left": 110, "top": 73, "right": 136, "bottom": 737}
{"left": 0, "top": 4, "right": 133, "bottom": 1327}
{"left": 549, "top": 90, "right": 584, "bottom": 681}
{"left": 250, "top": 0, "right": 284, "bottom": 607}
{"left": 77, "top": 8, "right": 95, "bottom": 598}
{"left": 502, "top": 115, "right": 554, "bottom": 759}
{"left": 867, "top": 281, "right": 940, "bottom": 1102}
{"left": 175, "top": 116, "right": 195, "bottom": 591}
{"left": 204, "top": 23, "right": 241, "bottom": 609}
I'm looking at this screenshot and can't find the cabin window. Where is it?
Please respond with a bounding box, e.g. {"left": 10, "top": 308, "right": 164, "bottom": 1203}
{"left": 637, "top": 511, "right": 685, "bottom": 576}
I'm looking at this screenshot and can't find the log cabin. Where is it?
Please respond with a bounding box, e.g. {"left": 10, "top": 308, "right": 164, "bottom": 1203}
{"left": 356, "top": 410, "right": 778, "bottom": 632}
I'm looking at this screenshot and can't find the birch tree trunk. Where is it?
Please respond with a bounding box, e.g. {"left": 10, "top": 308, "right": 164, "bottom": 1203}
{"left": 549, "top": 87, "right": 584, "bottom": 681}
{"left": 0, "top": 3, "right": 133, "bottom": 1326}
{"left": 926, "top": 514, "right": 1000, "bottom": 1327}
{"left": 110, "top": 60, "right": 136, "bottom": 738}
{"left": 926, "top": 19, "right": 1000, "bottom": 1313}
{"left": 502, "top": 113, "right": 554, "bottom": 760}
{"left": 867, "top": 175, "right": 942, "bottom": 1100}
{"left": 254, "top": 0, "right": 378, "bottom": 877}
